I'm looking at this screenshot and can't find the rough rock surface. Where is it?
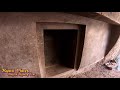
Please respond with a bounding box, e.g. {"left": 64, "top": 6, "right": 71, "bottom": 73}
{"left": 69, "top": 60, "right": 120, "bottom": 78}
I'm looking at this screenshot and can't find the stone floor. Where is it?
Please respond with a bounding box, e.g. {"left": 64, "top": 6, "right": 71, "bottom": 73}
{"left": 69, "top": 61, "right": 120, "bottom": 78}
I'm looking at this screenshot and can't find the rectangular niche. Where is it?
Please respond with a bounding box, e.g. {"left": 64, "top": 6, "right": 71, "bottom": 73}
{"left": 36, "top": 23, "right": 86, "bottom": 78}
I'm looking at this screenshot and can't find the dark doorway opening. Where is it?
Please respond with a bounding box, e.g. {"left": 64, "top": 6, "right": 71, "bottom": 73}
{"left": 44, "top": 30, "right": 78, "bottom": 77}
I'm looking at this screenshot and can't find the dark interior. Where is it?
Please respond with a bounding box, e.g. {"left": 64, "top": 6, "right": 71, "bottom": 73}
{"left": 44, "top": 29, "right": 78, "bottom": 77}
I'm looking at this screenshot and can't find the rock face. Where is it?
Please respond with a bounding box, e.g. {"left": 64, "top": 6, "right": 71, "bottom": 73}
{"left": 96, "top": 12, "right": 120, "bottom": 25}
{"left": 0, "top": 12, "right": 120, "bottom": 78}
